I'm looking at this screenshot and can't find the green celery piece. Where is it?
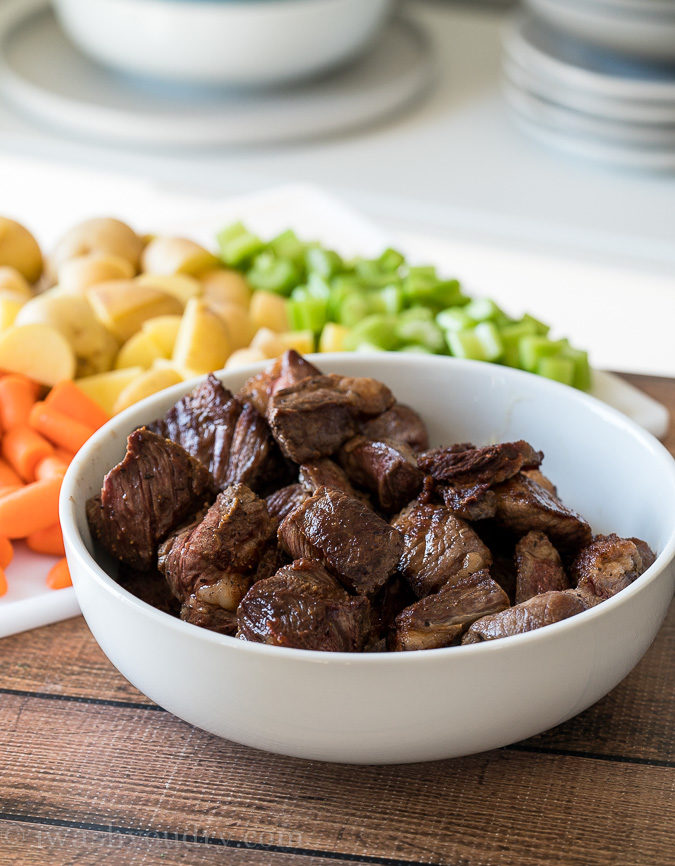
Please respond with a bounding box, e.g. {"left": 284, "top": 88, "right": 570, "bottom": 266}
{"left": 395, "top": 317, "right": 446, "bottom": 353}
{"left": 474, "top": 322, "right": 504, "bottom": 361}
{"left": 305, "top": 272, "right": 331, "bottom": 299}
{"left": 537, "top": 356, "right": 575, "bottom": 385}
{"left": 246, "top": 252, "right": 300, "bottom": 296}
{"left": 399, "top": 306, "right": 434, "bottom": 323}
{"left": 407, "top": 265, "right": 437, "bottom": 279}
{"left": 446, "top": 323, "right": 503, "bottom": 361}
{"left": 354, "top": 342, "right": 388, "bottom": 354}
{"left": 398, "top": 345, "right": 434, "bottom": 354}
{"left": 499, "top": 321, "right": 539, "bottom": 367}
{"left": 377, "top": 248, "right": 406, "bottom": 272}
{"left": 217, "top": 222, "right": 265, "bottom": 268}
{"left": 518, "top": 336, "right": 567, "bottom": 373}
{"left": 337, "top": 292, "right": 370, "bottom": 328}
{"left": 344, "top": 315, "right": 399, "bottom": 351}
{"left": 354, "top": 259, "right": 397, "bottom": 288}
{"left": 437, "top": 308, "right": 474, "bottom": 332}
{"left": 521, "top": 313, "right": 551, "bottom": 337}
{"left": 560, "top": 345, "right": 592, "bottom": 391}
{"left": 463, "top": 297, "right": 504, "bottom": 323}
{"left": 368, "top": 285, "right": 404, "bottom": 315}
{"left": 288, "top": 288, "right": 328, "bottom": 333}
{"left": 306, "top": 246, "right": 343, "bottom": 279}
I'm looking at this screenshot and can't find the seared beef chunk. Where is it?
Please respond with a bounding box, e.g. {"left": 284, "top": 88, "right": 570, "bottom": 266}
{"left": 391, "top": 569, "right": 510, "bottom": 651}
{"left": 370, "top": 573, "right": 417, "bottom": 640}
{"left": 571, "top": 534, "right": 655, "bottom": 605}
{"left": 225, "top": 403, "right": 290, "bottom": 494}
{"left": 392, "top": 502, "right": 492, "bottom": 598}
{"left": 298, "top": 458, "right": 362, "bottom": 500}
{"left": 440, "top": 483, "right": 497, "bottom": 521}
{"left": 360, "top": 403, "right": 429, "bottom": 453}
{"left": 493, "top": 474, "right": 592, "bottom": 552}
{"left": 148, "top": 374, "right": 241, "bottom": 488}
{"left": 418, "top": 440, "right": 543, "bottom": 487}
{"left": 238, "top": 350, "right": 321, "bottom": 416}
{"left": 515, "top": 530, "right": 568, "bottom": 604}
{"left": 158, "top": 483, "right": 276, "bottom": 603}
{"left": 180, "top": 595, "right": 238, "bottom": 635}
{"left": 87, "top": 428, "right": 215, "bottom": 570}
{"left": 338, "top": 436, "right": 423, "bottom": 513}
{"left": 278, "top": 486, "right": 403, "bottom": 596}
{"left": 237, "top": 558, "right": 371, "bottom": 651}
{"left": 116, "top": 563, "right": 180, "bottom": 616}
{"left": 522, "top": 468, "right": 557, "bottom": 497}
{"left": 268, "top": 374, "right": 394, "bottom": 463}
{"left": 265, "top": 484, "right": 308, "bottom": 522}
{"left": 462, "top": 590, "right": 588, "bottom": 644}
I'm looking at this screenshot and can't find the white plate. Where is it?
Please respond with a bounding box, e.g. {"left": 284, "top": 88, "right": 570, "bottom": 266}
{"left": 0, "top": 0, "right": 434, "bottom": 147}
{"left": 0, "top": 184, "right": 669, "bottom": 640}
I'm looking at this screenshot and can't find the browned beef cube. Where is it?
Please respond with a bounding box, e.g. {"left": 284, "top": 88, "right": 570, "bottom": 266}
{"left": 148, "top": 374, "right": 241, "bottom": 488}
{"left": 87, "top": 428, "right": 215, "bottom": 570}
{"left": 265, "top": 484, "right": 308, "bottom": 522}
{"left": 225, "top": 403, "right": 291, "bottom": 494}
{"left": 116, "top": 562, "right": 180, "bottom": 616}
{"left": 338, "top": 436, "right": 423, "bottom": 513}
{"left": 268, "top": 374, "right": 395, "bottom": 463}
{"left": 493, "top": 473, "right": 592, "bottom": 552}
{"left": 278, "top": 486, "right": 403, "bottom": 596}
{"left": 180, "top": 595, "right": 238, "bottom": 636}
{"left": 237, "top": 559, "right": 371, "bottom": 651}
{"left": 158, "top": 483, "right": 276, "bottom": 603}
{"left": 440, "top": 482, "right": 497, "bottom": 521}
{"left": 418, "top": 440, "right": 543, "bottom": 487}
{"left": 391, "top": 569, "right": 510, "bottom": 651}
{"left": 238, "top": 349, "right": 322, "bottom": 416}
{"left": 522, "top": 468, "right": 557, "bottom": 497}
{"left": 514, "top": 530, "right": 569, "bottom": 604}
{"left": 369, "top": 573, "right": 417, "bottom": 640}
{"left": 360, "top": 403, "right": 429, "bottom": 453}
{"left": 570, "top": 534, "right": 655, "bottom": 604}
{"left": 391, "top": 502, "right": 492, "bottom": 597}
{"left": 299, "top": 458, "right": 362, "bottom": 499}
{"left": 461, "top": 590, "right": 588, "bottom": 644}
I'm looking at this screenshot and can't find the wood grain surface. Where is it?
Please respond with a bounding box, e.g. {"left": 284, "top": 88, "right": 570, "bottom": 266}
{"left": 0, "top": 374, "right": 673, "bottom": 866}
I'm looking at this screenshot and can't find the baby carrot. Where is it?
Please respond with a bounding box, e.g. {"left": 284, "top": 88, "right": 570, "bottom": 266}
{"left": 1, "top": 424, "right": 54, "bottom": 481}
{"left": 34, "top": 455, "right": 70, "bottom": 481}
{"left": 29, "top": 402, "right": 95, "bottom": 454}
{"left": 0, "top": 475, "right": 61, "bottom": 538}
{"left": 0, "top": 374, "right": 38, "bottom": 430}
{"left": 53, "top": 448, "right": 76, "bottom": 464}
{"left": 47, "top": 558, "right": 71, "bottom": 590}
{"left": 0, "top": 458, "right": 22, "bottom": 488}
{"left": 26, "top": 524, "right": 65, "bottom": 557}
{"left": 0, "top": 536, "right": 13, "bottom": 568}
{"left": 0, "top": 486, "right": 22, "bottom": 499}
{"left": 0, "top": 566, "right": 7, "bottom": 597}
{"left": 45, "top": 381, "right": 110, "bottom": 431}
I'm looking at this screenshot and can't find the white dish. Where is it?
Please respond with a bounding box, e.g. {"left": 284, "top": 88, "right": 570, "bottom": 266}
{"left": 53, "top": 0, "right": 393, "bottom": 87}
{"left": 0, "top": 0, "right": 433, "bottom": 147}
{"left": 60, "top": 354, "right": 675, "bottom": 763}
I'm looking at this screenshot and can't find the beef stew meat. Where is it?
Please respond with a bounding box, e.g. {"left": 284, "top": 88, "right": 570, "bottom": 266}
{"left": 180, "top": 595, "right": 238, "bottom": 636}
{"left": 237, "top": 558, "right": 371, "bottom": 652}
{"left": 224, "top": 403, "right": 290, "bottom": 494}
{"left": 278, "top": 486, "right": 403, "bottom": 596}
{"left": 391, "top": 569, "right": 510, "bottom": 651}
{"left": 238, "top": 349, "right": 321, "bottom": 416}
{"left": 514, "top": 530, "right": 569, "bottom": 604}
{"left": 338, "top": 436, "right": 423, "bottom": 513}
{"left": 87, "top": 427, "right": 215, "bottom": 571}
{"left": 265, "top": 484, "right": 308, "bottom": 522}
{"left": 440, "top": 483, "right": 497, "bottom": 521}
{"left": 571, "top": 534, "right": 655, "bottom": 605}
{"left": 418, "top": 440, "right": 543, "bottom": 488}
{"left": 392, "top": 502, "right": 492, "bottom": 597}
{"left": 116, "top": 562, "right": 180, "bottom": 617}
{"left": 462, "top": 589, "right": 589, "bottom": 644}
{"left": 360, "top": 403, "right": 429, "bottom": 453}
{"left": 298, "top": 458, "right": 364, "bottom": 501}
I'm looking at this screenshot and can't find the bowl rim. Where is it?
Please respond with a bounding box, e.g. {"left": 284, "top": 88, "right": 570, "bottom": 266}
{"left": 60, "top": 353, "right": 675, "bottom": 666}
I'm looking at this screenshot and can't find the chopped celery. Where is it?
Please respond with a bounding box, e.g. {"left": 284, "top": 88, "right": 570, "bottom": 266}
{"left": 336, "top": 292, "right": 370, "bottom": 328}
{"left": 288, "top": 287, "right": 328, "bottom": 333}
{"left": 395, "top": 317, "right": 446, "bottom": 353}
{"left": 560, "top": 345, "right": 592, "bottom": 391}
{"left": 246, "top": 252, "right": 300, "bottom": 296}
{"left": 354, "top": 259, "right": 398, "bottom": 287}
{"left": 344, "top": 315, "right": 398, "bottom": 351}
{"left": 521, "top": 313, "right": 551, "bottom": 337}
{"left": 437, "top": 308, "right": 474, "bottom": 332}
{"left": 377, "top": 248, "right": 405, "bottom": 272}
{"left": 499, "top": 321, "right": 539, "bottom": 367}
{"left": 403, "top": 272, "right": 465, "bottom": 308}
{"left": 463, "top": 297, "right": 504, "bottom": 323}
{"left": 400, "top": 306, "right": 434, "bottom": 323}
{"left": 537, "top": 356, "right": 575, "bottom": 385}
{"left": 217, "top": 222, "right": 265, "bottom": 267}
{"left": 398, "top": 344, "right": 434, "bottom": 354}
{"left": 268, "top": 229, "right": 307, "bottom": 268}
{"left": 306, "top": 246, "right": 343, "bottom": 279}
{"left": 369, "top": 285, "right": 404, "bottom": 315}
{"left": 354, "top": 342, "right": 388, "bottom": 353}
{"left": 447, "top": 323, "right": 503, "bottom": 362}
{"left": 518, "top": 336, "right": 567, "bottom": 373}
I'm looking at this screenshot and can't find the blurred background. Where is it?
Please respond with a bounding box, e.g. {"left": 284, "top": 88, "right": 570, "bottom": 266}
{"left": 0, "top": 0, "right": 673, "bottom": 375}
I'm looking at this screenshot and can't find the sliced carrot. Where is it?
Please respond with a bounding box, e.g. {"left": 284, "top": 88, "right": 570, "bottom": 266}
{"left": 0, "top": 374, "right": 38, "bottom": 430}
{"left": 45, "top": 381, "right": 110, "bottom": 431}
{"left": 0, "top": 475, "right": 61, "bottom": 538}
{"left": 1, "top": 424, "right": 54, "bottom": 481}
{"left": 0, "top": 458, "right": 22, "bottom": 488}
{"left": 0, "top": 536, "right": 13, "bottom": 568}
{"left": 34, "top": 455, "right": 70, "bottom": 481}
{"left": 27, "top": 524, "right": 65, "bottom": 557}
{"left": 28, "top": 402, "right": 95, "bottom": 454}
{"left": 0, "top": 566, "right": 7, "bottom": 597}
{"left": 47, "top": 558, "right": 72, "bottom": 590}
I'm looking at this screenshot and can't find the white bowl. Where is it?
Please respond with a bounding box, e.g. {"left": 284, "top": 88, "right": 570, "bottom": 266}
{"left": 60, "top": 356, "right": 675, "bottom": 764}
{"left": 52, "top": 0, "right": 393, "bottom": 86}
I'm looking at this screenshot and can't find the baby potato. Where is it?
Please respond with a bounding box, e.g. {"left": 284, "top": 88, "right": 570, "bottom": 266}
{"left": 141, "top": 236, "right": 218, "bottom": 277}
{"left": 87, "top": 280, "right": 183, "bottom": 342}
{"left": 206, "top": 300, "right": 255, "bottom": 351}
{"left": 224, "top": 348, "right": 267, "bottom": 370}
{"left": 0, "top": 323, "right": 75, "bottom": 385}
{"left": 113, "top": 367, "right": 183, "bottom": 415}
{"left": 115, "top": 331, "right": 166, "bottom": 371}
{"left": 0, "top": 218, "right": 43, "bottom": 283}
{"left": 136, "top": 273, "right": 202, "bottom": 307}
{"left": 319, "top": 322, "right": 349, "bottom": 353}
{"left": 57, "top": 252, "right": 135, "bottom": 294}
{"left": 0, "top": 290, "right": 27, "bottom": 330}
{"left": 15, "top": 289, "right": 119, "bottom": 377}
{"left": 201, "top": 268, "right": 251, "bottom": 309}
{"left": 249, "top": 291, "right": 289, "bottom": 333}
{"left": 279, "top": 330, "right": 315, "bottom": 355}
{"left": 75, "top": 367, "right": 143, "bottom": 415}
{"left": 141, "top": 315, "right": 183, "bottom": 357}
{"left": 52, "top": 218, "right": 143, "bottom": 271}
{"left": 172, "top": 297, "right": 231, "bottom": 377}
{"left": 0, "top": 266, "right": 33, "bottom": 299}
{"left": 249, "top": 328, "right": 287, "bottom": 359}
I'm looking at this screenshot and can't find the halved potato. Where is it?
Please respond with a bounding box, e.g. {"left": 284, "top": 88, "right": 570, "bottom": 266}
{"left": 113, "top": 367, "right": 183, "bottom": 414}
{"left": 115, "top": 331, "right": 166, "bottom": 370}
{"left": 0, "top": 266, "right": 33, "bottom": 298}
{"left": 206, "top": 300, "right": 255, "bottom": 352}
{"left": 141, "top": 315, "right": 183, "bottom": 357}
{"left": 224, "top": 348, "right": 267, "bottom": 370}
{"left": 87, "top": 280, "right": 182, "bottom": 342}
{"left": 201, "top": 269, "right": 251, "bottom": 309}
{"left": 57, "top": 252, "right": 135, "bottom": 294}
{"left": 141, "top": 236, "right": 218, "bottom": 276}
{"left": 136, "top": 273, "right": 202, "bottom": 307}
{"left": 172, "top": 297, "right": 231, "bottom": 376}
{"left": 52, "top": 218, "right": 143, "bottom": 271}
{"left": 0, "top": 290, "right": 27, "bottom": 330}
{"left": 0, "top": 323, "right": 75, "bottom": 385}
{"left": 279, "top": 330, "right": 315, "bottom": 355}
{"left": 249, "top": 291, "right": 289, "bottom": 333}
{"left": 319, "top": 323, "right": 349, "bottom": 353}
{"left": 250, "top": 328, "right": 287, "bottom": 359}
{"left": 0, "top": 218, "right": 43, "bottom": 282}
{"left": 75, "top": 367, "right": 143, "bottom": 415}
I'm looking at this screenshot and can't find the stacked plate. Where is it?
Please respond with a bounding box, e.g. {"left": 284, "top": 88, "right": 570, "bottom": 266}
{"left": 503, "top": 13, "right": 675, "bottom": 169}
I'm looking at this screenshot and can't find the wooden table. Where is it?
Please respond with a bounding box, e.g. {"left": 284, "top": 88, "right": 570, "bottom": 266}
{"left": 1, "top": 374, "right": 673, "bottom": 866}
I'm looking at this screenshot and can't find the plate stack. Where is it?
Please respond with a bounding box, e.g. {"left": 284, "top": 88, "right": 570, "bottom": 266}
{"left": 503, "top": 0, "right": 675, "bottom": 169}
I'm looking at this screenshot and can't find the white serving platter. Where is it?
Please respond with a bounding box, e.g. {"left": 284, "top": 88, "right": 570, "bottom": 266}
{"left": 0, "top": 183, "right": 669, "bottom": 639}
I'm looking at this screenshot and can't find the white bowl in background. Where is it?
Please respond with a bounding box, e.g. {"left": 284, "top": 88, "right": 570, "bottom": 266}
{"left": 52, "top": 0, "right": 393, "bottom": 86}
{"left": 60, "top": 355, "right": 675, "bottom": 764}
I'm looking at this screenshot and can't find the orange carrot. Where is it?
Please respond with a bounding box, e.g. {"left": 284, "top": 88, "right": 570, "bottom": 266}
{"left": 0, "top": 566, "right": 7, "bottom": 597}
{"left": 0, "top": 485, "right": 22, "bottom": 499}
{"left": 0, "top": 458, "right": 22, "bottom": 488}
{"left": 1, "top": 424, "right": 54, "bottom": 481}
{"left": 0, "top": 374, "right": 38, "bottom": 430}
{"left": 47, "top": 558, "right": 71, "bottom": 590}
{"left": 27, "top": 524, "right": 65, "bottom": 557}
{"left": 54, "top": 448, "right": 76, "bottom": 464}
{"left": 45, "top": 381, "right": 110, "bottom": 431}
{"left": 0, "top": 536, "right": 13, "bottom": 568}
{"left": 0, "top": 475, "right": 61, "bottom": 538}
{"left": 29, "top": 402, "right": 95, "bottom": 454}
{"left": 34, "top": 455, "right": 70, "bottom": 481}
